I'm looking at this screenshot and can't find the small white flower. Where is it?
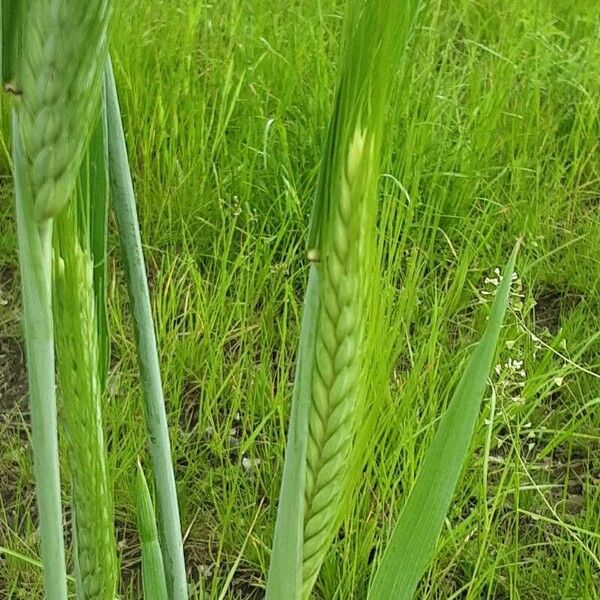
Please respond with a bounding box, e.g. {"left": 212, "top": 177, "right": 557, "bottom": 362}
{"left": 242, "top": 456, "right": 261, "bottom": 470}
{"left": 199, "top": 564, "right": 214, "bottom": 578}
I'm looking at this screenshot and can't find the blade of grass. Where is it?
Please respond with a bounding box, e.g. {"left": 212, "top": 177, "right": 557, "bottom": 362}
{"left": 0, "top": 546, "right": 76, "bottom": 582}
{"left": 216, "top": 500, "right": 265, "bottom": 600}
{"left": 12, "top": 109, "right": 68, "bottom": 600}
{"left": 368, "top": 242, "right": 520, "bottom": 600}
{"left": 104, "top": 57, "right": 187, "bottom": 600}
{"left": 266, "top": 266, "right": 321, "bottom": 600}
{"left": 86, "top": 103, "right": 111, "bottom": 392}
{"left": 137, "top": 462, "right": 169, "bottom": 600}
{"left": 1, "top": 0, "right": 21, "bottom": 84}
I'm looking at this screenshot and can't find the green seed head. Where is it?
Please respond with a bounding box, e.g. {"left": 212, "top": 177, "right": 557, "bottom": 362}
{"left": 301, "top": 122, "right": 378, "bottom": 597}
{"left": 54, "top": 209, "right": 117, "bottom": 600}
{"left": 17, "top": 0, "right": 112, "bottom": 222}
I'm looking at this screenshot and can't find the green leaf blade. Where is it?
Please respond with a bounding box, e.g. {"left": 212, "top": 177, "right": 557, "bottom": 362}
{"left": 266, "top": 266, "right": 321, "bottom": 600}
{"left": 137, "top": 462, "right": 169, "bottom": 600}
{"left": 87, "top": 104, "right": 111, "bottom": 392}
{"left": 1, "top": 0, "right": 23, "bottom": 84}
{"left": 105, "top": 57, "right": 188, "bottom": 600}
{"left": 368, "top": 243, "right": 520, "bottom": 600}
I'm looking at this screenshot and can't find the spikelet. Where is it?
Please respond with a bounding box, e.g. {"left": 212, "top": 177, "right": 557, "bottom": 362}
{"left": 54, "top": 211, "right": 117, "bottom": 600}
{"left": 17, "top": 0, "right": 112, "bottom": 221}
{"left": 302, "top": 127, "right": 375, "bottom": 598}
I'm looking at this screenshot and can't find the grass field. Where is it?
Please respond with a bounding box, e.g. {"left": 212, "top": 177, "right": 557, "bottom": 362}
{"left": 1, "top": 0, "right": 600, "bottom": 598}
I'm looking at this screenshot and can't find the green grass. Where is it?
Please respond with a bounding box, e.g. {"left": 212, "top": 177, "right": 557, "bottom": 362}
{"left": 1, "top": 0, "right": 599, "bottom": 598}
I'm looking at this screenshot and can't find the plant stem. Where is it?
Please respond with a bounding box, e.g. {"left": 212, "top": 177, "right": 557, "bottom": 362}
{"left": 104, "top": 59, "right": 187, "bottom": 600}
{"left": 12, "top": 111, "right": 68, "bottom": 600}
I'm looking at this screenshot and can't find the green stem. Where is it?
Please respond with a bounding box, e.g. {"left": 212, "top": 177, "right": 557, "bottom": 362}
{"left": 38, "top": 221, "right": 52, "bottom": 291}
{"left": 12, "top": 111, "right": 68, "bottom": 600}
{"left": 104, "top": 59, "right": 187, "bottom": 600}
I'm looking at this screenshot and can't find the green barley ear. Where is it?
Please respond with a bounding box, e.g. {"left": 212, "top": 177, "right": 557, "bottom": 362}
{"left": 53, "top": 200, "right": 118, "bottom": 600}
{"left": 267, "top": 2, "right": 421, "bottom": 599}
{"left": 16, "top": 0, "right": 112, "bottom": 222}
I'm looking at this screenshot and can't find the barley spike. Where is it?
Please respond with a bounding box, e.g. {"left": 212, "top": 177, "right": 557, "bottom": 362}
{"left": 302, "top": 126, "right": 374, "bottom": 598}
{"left": 17, "top": 0, "right": 112, "bottom": 222}
{"left": 54, "top": 210, "right": 117, "bottom": 600}
{"left": 261, "top": 3, "right": 418, "bottom": 598}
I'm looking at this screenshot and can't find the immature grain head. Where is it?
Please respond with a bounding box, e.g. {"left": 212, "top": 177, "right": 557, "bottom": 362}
{"left": 54, "top": 213, "right": 117, "bottom": 600}
{"left": 297, "top": 1, "right": 422, "bottom": 595}
{"left": 301, "top": 123, "right": 377, "bottom": 598}
{"left": 264, "top": 3, "right": 421, "bottom": 598}
{"left": 17, "top": 0, "right": 112, "bottom": 222}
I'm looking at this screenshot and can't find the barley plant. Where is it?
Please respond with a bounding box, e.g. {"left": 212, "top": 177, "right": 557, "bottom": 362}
{"left": 6, "top": 1, "right": 186, "bottom": 598}
{"left": 9, "top": 0, "right": 112, "bottom": 596}
{"left": 266, "top": 2, "right": 421, "bottom": 598}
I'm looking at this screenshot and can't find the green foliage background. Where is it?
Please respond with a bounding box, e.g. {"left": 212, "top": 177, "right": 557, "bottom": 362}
{"left": 0, "top": 1, "right": 599, "bottom": 598}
